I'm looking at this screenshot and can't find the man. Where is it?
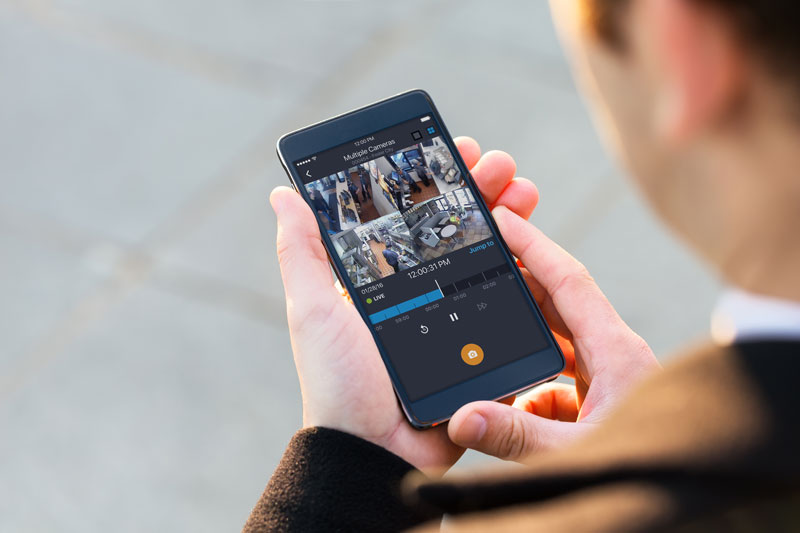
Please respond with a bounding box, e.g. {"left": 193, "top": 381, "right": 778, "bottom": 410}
{"left": 412, "top": 159, "right": 431, "bottom": 187}
{"left": 309, "top": 189, "right": 327, "bottom": 215}
{"left": 382, "top": 245, "right": 401, "bottom": 274}
{"left": 429, "top": 157, "right": 441, "bottom": 177}
{"left": 386, "top": 176, "right": 405, "bottom": 210}
{"left": 247, "top": 1, "right": 800, "bottom": 531}
{"left": 309, "top": 189, "right": 337, "bottom": 233}
{"left": 347, "top": 179, "right": 361, "bottom": 206}
{"left": 359, "top": 167, "right": 372, "bottom": 200}
{"left": 397, "top": 166, "right": 422, "bottom": 193}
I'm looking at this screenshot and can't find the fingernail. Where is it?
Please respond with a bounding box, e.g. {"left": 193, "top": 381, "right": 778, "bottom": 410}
{"left": 270, "top": 195, "right": 284, "bottom": 215}
{"left": 269, "top": 187, "right": 289, "bottom": 215}
{"left": 492, "top": 205, "right": 508, "bottom": 218}
{"left": 458, "top": 412, "right": 487, "bottom": 446}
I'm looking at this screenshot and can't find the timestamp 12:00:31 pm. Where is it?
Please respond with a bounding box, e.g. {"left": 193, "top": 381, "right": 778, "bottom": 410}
{"left": 406, "top": 258, "right": 452, "bottom": 279}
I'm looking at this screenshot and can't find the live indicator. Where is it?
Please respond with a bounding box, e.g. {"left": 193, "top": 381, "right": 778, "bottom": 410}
{"left": 369, "top": 289, "right": 443, "bottom": 324}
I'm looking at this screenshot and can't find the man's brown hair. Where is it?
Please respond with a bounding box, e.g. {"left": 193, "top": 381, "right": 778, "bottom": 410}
{"left": 584, "top": 0, "right": 800, "bottom": 89}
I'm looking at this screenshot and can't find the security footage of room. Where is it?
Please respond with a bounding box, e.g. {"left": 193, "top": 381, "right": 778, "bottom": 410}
{"left": 305, "top": 137, "right": 492, "bottom": 288}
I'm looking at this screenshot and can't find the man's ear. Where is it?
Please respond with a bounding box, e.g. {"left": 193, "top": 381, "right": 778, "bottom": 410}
{"left": 641, "top": 0, "right": 744, "bottom": 143}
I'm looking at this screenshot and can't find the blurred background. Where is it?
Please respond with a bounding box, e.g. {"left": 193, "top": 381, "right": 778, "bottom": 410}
{"left": 0, "top": 1, "right": 721, "bottom": 531}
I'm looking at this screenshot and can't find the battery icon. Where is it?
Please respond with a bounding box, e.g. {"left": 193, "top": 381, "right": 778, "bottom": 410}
{"left": 420, "top": 116, "right": 431, "bottom": 122}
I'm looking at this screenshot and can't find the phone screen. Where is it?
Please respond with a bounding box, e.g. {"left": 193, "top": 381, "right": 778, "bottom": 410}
{"left": 290, "top": 111, "right": 557, "bottom": 410}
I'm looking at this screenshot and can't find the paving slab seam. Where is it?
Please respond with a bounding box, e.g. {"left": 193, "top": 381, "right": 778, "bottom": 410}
{"left": 0, "top": 12, "right": 416, "bottom": 401}
{"left": 0, "top": 202, "right": 125, "bottom": 258}
{"left": 0, "top": 0, "right": 552, "bottom": 403}
{"left": 0, "top": 251, "right": 152, "bottom": 403}
{"left": 148, "top": 266, "right": 288, "bottom": 327}
{"left": 5, "top": 0, "right": 306, "bottom": 97}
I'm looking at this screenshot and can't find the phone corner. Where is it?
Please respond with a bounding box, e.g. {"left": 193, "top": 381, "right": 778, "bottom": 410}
{"left": 276, "top": 131, "right": 292, "bottom": 157}
{"left": 403, "top": 88, "right": 435, "bottom": 105}
{"left": 406, "top": 416, "right": 441, "bottom": 431}
{"left": 400, "top": 402, "right": 443, "bottom": 430}
{"left": 557, "top": 352, "right": 567, "bottom": 375}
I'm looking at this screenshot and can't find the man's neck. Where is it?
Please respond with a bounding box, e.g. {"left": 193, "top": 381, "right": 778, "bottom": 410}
{"left": 713, "top": 108, "right": 800, "bottom": 303}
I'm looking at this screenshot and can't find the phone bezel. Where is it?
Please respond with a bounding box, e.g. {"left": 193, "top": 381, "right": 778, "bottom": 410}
{"left": 276, "top": 89, "right": 565, "bottom": 428}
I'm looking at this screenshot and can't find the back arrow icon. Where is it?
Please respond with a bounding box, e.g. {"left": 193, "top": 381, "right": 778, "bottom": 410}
{"left": 305, "top": 170, "right": 312, "bottom": 178}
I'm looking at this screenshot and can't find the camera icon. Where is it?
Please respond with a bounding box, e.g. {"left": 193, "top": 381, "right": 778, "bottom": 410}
{"left": 460, "top": 343, "right": 484, "bottom": 366}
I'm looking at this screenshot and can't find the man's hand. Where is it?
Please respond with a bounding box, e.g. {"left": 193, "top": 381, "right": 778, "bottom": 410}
{"left": 270, "top": 138, "right": 539, "bottom": 473}
{"left": 447, "top": 208, "right": 661, "bottom": 463}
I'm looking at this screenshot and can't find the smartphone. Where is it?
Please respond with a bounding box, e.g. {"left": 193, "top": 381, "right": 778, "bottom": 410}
{"left": 277, "top": 90, "right": 564, "bottom": 428}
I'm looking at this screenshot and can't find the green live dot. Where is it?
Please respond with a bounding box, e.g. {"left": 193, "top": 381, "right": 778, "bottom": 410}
{"left": 366, "top": 298, "right": 373, "bottom": 304}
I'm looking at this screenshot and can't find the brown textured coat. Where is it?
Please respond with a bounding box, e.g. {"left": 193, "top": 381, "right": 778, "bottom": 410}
{"left": 245, "top": 341, "right": 800, "bottom": 532}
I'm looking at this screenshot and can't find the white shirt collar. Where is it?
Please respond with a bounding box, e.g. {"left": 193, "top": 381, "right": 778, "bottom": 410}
{"left": 711, "top": 287, "right": 800, "bottom": 345}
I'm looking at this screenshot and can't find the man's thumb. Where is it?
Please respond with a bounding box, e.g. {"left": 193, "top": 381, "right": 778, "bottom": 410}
{"left": 270, "top": 186, "right": 337, "bottom": 303}
{"left": 448, "top": 401, "right": 590, "bottom": 462}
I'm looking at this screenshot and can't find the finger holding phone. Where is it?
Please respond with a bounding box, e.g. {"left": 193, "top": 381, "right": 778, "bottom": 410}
{"left": 447, "top": 206, "right": 661, "bottom": 462}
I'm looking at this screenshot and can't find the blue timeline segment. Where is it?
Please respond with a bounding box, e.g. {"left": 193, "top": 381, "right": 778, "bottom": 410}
{"left": 368, "top": 262, "right": 513, "bottom": 325}
{"left": 369, "top": 290, "right": 443, "bottom": 324}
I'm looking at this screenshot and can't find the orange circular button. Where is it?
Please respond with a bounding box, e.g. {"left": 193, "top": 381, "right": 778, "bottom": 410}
{"left": 460, "top": 343, "right": 484, "bottom": 366}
